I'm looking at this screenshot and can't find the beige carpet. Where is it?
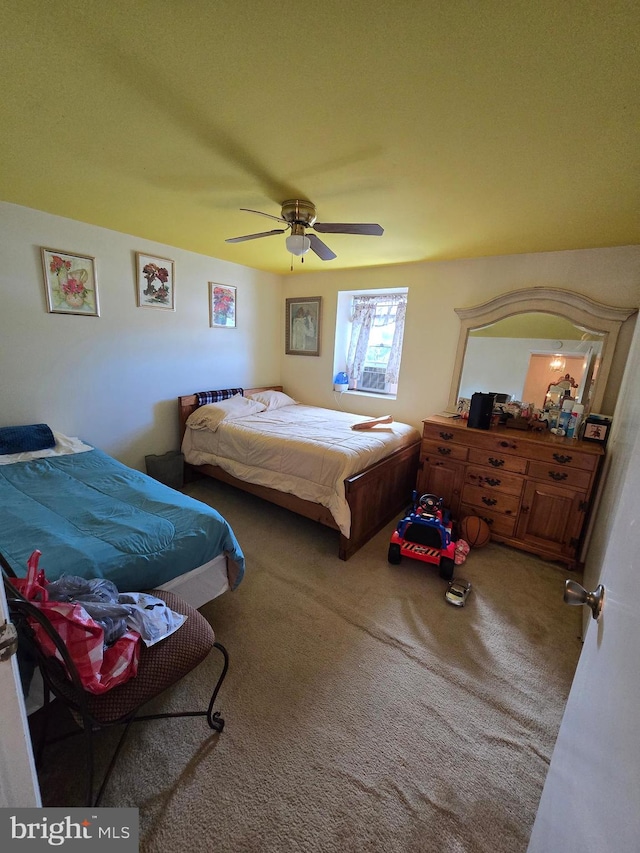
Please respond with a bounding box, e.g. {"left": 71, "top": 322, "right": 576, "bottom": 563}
{"left": 38, "top": 479, "right": 583, "bottom": 852}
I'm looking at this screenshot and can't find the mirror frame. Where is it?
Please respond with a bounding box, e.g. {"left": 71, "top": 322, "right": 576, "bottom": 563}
{"left": 448, "top": 287, "right": 637, "bottom": 414}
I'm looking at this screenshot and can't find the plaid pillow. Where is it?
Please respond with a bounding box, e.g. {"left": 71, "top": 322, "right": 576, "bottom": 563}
{"left": 196, "top": 388, "right": 243, "bottom": 406}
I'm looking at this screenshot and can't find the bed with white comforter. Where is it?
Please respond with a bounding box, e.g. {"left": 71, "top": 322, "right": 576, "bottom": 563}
{"left": 181, "top": 392, "right": 421, "bottom": 537}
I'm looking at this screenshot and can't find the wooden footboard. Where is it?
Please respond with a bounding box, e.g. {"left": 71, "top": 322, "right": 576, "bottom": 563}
{"left": 178, "top": 389, "right": 420, "bottom": 560}
{"left": 339, "top": 440, "right": 420, "bottom": 559}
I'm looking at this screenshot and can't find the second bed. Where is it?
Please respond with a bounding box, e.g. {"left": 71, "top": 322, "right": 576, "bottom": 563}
{"left": 179, "top": 387, "right": 421, "bottom": 560}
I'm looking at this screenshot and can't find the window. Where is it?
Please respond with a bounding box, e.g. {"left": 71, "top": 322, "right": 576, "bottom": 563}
{"left": 336, "top": 290, "right": 408, "bottom": 396}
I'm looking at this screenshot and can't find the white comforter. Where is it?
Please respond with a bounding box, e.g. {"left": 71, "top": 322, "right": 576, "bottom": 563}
{"left": 181, "top": 404, "right": 420, "bottom": 537}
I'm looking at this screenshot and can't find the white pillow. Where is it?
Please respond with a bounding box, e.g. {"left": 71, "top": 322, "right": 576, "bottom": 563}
{"left": 186, "top": 395, "right": 266, "bottom": 431}
{"left": 247, "top": 390, "right": 297, "bottom": 411}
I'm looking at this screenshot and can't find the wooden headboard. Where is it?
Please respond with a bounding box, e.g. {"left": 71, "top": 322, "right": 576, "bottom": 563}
{"left": 178, "top": 386, "right": 283, "bottom": 440}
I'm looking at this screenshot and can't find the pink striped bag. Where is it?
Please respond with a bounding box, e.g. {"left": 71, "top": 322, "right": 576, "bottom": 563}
{"left": 13, "top": 550, "right": 141, "bottom": 695}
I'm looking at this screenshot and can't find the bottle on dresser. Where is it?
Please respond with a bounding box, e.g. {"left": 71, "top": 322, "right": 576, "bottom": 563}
{"left": 558, "top": 398, "right": 574, "bottom": 434}
{"left": 567, "top": 404, "right": 584, "bottom": 438}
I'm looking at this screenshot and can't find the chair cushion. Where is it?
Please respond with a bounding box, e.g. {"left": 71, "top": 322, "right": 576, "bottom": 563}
{"left": 84, "top": 590, "right": 215, "bottom": 724}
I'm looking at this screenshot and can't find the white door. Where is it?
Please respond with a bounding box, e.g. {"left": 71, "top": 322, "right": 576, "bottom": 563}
{"left": 528, "top": 341, "right": 640, "bottom": 851}
{"left": 0, "top": 581, "right": 41, "bottom": 806}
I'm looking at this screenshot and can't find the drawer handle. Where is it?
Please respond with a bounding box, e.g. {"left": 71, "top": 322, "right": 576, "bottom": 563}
{"left": 470, "top": 474, "right": 502, "bottom": 488}
{"left": 553, "top": 453, "right": 573, "bottom": 464}
{"left": 437, "top": 446, "right": 452, "bottom": 456}
{"left": 488, "top": 457, "right": 505, "bottom": 468}
{"left": 549, "top": 470, "right": 569, "bottom": 481}
{"left": 499, "top": 440, "right": 516, "bottom": 449}
{"left": 439, "top": 431, "right": 454, "bottom": 441}
{"left": 480, "top": 516, "right": 494, "bottom": 526}
{"left": 482, "top": 496, "right": 497, "bottom": 506}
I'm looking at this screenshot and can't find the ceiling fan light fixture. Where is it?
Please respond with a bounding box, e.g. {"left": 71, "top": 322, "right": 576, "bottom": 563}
{"left": 286, "top": 233, "right": 311, "bottom": 256}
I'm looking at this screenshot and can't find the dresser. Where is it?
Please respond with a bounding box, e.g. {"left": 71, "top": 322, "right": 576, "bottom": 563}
{"left": 417, "top": 415, "right": 605, "bottom": 569}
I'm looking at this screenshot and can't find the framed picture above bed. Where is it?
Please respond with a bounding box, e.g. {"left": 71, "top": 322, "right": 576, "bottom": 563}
{"left": 135, "top": 252, "right": 175, "bottom": 310}
{"left": 209, "top": 283, "right": 237, "bottom": 328}
{"left": 285, "top": 296, "right": 322, "bottom": 356}
{"left": 41, "top": 248, "right": 100, "bottom": 316}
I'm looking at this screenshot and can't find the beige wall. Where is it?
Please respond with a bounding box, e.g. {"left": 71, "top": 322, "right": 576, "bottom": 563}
{"left": 281, "top": 248, "right": 640, "bottom": 428}
{"left": 0, "top": 202, "right": 281, "bottom": 470}
{"left": 2, "top": 199, "right": 639, "bottom": 469}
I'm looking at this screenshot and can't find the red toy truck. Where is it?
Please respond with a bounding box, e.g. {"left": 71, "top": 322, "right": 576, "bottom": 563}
{"left": 388, "top": 492, "right": 456, "bottom": 580}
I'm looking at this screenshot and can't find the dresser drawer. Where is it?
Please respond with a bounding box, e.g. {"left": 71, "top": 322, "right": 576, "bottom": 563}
{"left": 459, "top": 429, "right": 536, "bottom": 455}
{"left": 459, "top": 504, "right": 517, "bottom": 538}
{"left": 527, "top": 461, "right": 593, "bottom": 489}
{"left": 468, "top": 448, "right": 527, "bottom": 474}
{"left": 421, "top": 438, "right": 469, "bottom": 461}
{"left": 457, "top": 428, "right": 600, "bottom": 472}
{"left": 465, "top": 465, "right": 523, "bottom": 496}
{"left": 461, "top": 484, "right": 521, "bottom": 516}
{"left": 524, "top": 444, "right": 600, "bottom": 472}
{"left": 422, "top": 423, "right": 464, "bottom": 445}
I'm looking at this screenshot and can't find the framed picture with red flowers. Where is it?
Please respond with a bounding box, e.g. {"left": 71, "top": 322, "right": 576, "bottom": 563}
{"left": 41, "top": 248, "right": 100, "bottom": 316}
{"left": 209, "top": 283, "right": 236, "bottom": 328}
{"left": 135, "top": 252, "right": 175, "bottom": 310}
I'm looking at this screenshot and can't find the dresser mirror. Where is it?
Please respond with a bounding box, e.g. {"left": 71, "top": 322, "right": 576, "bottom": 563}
{"left": 448, "top": 288, "right": 637, "bottom": 415}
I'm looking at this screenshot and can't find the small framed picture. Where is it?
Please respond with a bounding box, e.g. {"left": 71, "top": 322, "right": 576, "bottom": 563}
{"left": 285, "top": 296, "right": 322, "bottom": 356}
{"left": 582, "top": 415, "right": 612, "bottom": 446}
{"left": 41, "top": 248, "right": 99, "bottom": 316}
{"left": 136, "top": 252, "right": 175, "bottom": 310}
{"left": 209, "top": 283, "right": 236, "bottom": 328}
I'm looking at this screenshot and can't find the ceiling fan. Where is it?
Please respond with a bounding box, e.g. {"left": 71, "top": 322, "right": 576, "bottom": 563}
{"left": 225, "top": 199, "right": 384, "bottom": 261}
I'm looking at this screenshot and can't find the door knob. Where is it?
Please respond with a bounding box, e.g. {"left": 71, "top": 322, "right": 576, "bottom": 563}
{"left": 564, "top": 580, "right": 605, "bottom": 620}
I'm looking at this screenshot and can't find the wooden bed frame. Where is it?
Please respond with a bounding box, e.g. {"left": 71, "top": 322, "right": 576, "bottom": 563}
{"left": 178, "top": 387, "right": 420, "bottom": 560}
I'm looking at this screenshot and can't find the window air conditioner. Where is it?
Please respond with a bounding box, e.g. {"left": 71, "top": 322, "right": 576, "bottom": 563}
{"left": 360, "top": 366, "right": 387, "bottom": 392}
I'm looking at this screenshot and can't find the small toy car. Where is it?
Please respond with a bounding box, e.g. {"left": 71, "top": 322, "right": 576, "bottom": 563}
{"left": 445, "top": 578, "right": 472, "bottom": 606}
{"left": 388, "top": 492, "right": 456, "bottom": 580}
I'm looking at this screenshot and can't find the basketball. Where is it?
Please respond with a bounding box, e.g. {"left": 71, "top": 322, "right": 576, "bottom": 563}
{"left": 459, "top": 515, "right": 491, "bottom": 548}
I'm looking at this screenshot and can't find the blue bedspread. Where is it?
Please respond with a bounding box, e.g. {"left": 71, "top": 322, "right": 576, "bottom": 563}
{"left": 0, "top": 449, "right": 245, "bottom": 591}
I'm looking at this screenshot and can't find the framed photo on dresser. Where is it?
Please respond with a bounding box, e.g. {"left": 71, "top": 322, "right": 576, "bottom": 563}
{"left": 582, "top": 414, "right": 612, "bottom": 446}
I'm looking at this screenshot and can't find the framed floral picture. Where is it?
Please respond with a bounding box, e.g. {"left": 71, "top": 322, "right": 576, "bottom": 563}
{"left": 136, "top": 252, "right": 175, "bottom": 310}
{"left": 285, "top": 296, "right": 321, "bottom": 356}
{"left": 41, "top": 248, "right": 99, "bottom": 316}
{"left": 209, "top": 283, "right": 236, "bottom": 328}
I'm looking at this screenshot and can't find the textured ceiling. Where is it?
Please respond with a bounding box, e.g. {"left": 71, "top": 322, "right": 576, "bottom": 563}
{"left": 1, "top": 2, "right": 638, "bottom": 274}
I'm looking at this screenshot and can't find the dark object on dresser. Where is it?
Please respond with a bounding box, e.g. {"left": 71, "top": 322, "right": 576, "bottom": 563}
{"left": 505, "top": 416, "right": 531, "bottom": 430}
{"left": 468, "top": 393, "right": 495, "bottom": 430}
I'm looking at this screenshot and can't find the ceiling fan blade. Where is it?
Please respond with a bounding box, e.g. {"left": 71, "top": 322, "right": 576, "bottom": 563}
{"left": 313, "top": 222, "right": 384, "bottom": 236}
{"left": 307, "top": 232, "right": 337, "bottom": 261}
{"left": 240, "top": 207, "right": 287, "bottom": 223}
{"left": 225, "top": 229, "right": 286, "bottom": 243}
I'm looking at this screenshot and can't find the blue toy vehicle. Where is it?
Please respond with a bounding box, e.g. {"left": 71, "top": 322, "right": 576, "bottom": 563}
{"left": 388, "top": 492, "right": 456, "bottom": 580}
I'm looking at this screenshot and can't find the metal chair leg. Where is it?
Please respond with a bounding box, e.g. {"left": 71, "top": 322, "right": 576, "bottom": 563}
{"left": 80, "top": 712, "right": 96, "bottom": 808}
{"left": 93, "top": 719, "right": 136, "bottom": 807}
{"left": 207, "top": 641, "right": 229, "bottom": 731}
